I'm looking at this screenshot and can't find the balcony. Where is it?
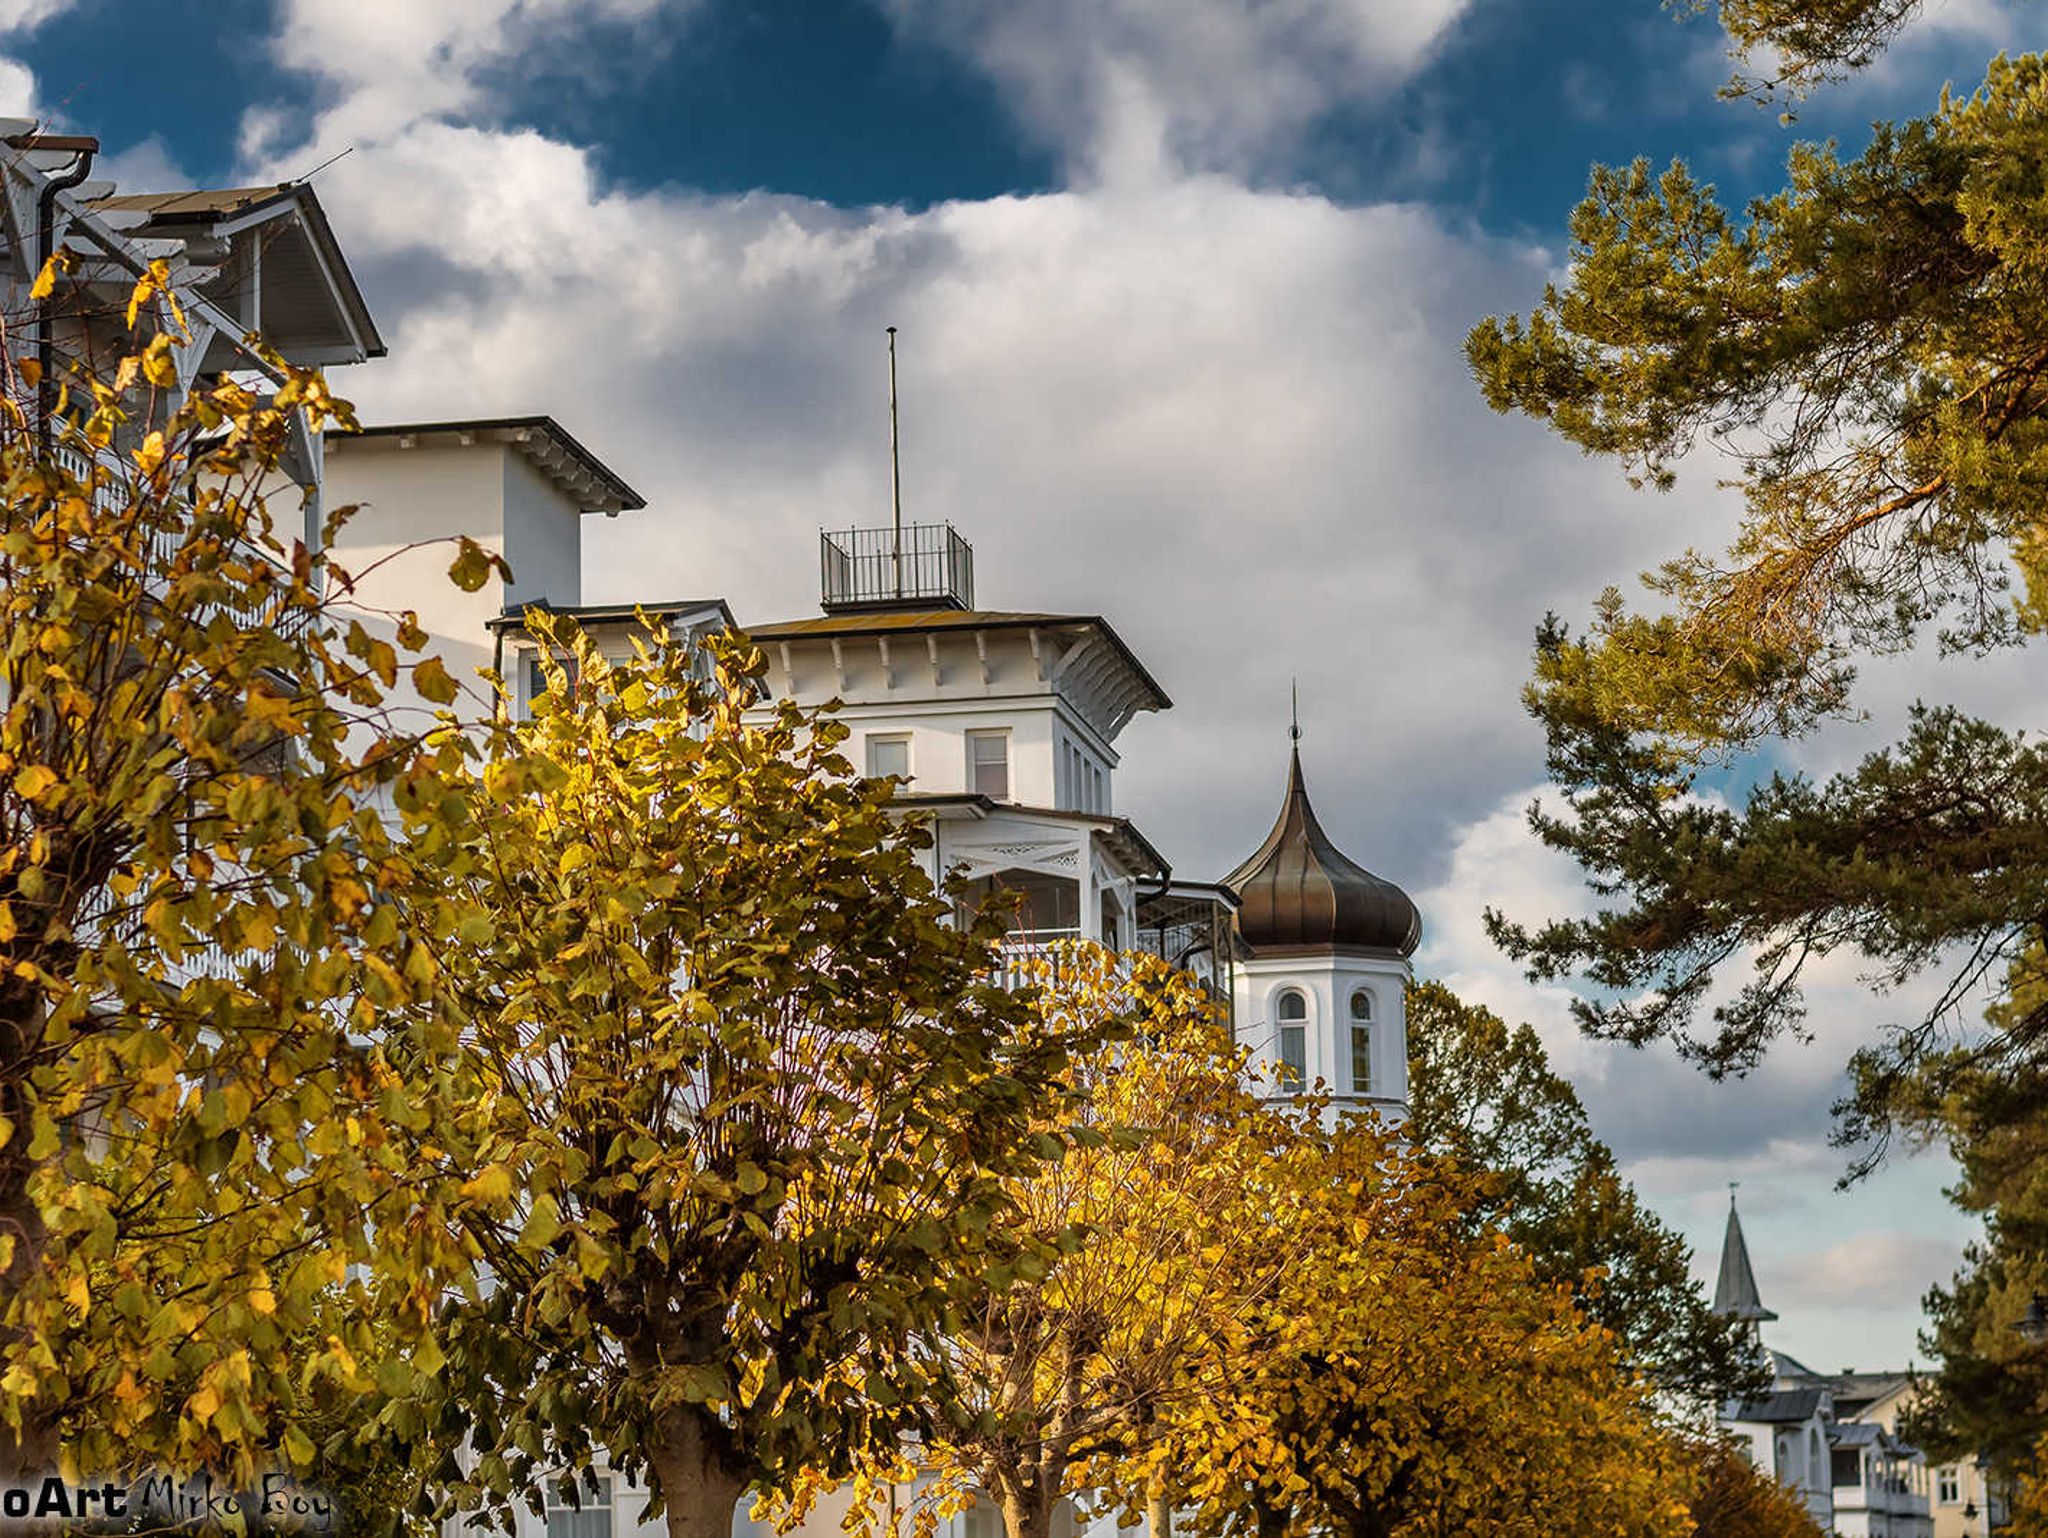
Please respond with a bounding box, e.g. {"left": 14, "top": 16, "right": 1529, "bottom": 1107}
{"left": 821, "top": 523, "right": 974, "bottom": 613}
{"left": 995, "top": 927, "right": 1085, "bottom": 992}
{"left": 50, "top": 438, "right": 317, "bottom": 648}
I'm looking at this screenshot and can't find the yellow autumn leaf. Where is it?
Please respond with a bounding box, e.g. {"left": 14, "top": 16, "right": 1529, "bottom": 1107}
{"left": 461, "top": 1165, "right": 515, "bottom": 1203}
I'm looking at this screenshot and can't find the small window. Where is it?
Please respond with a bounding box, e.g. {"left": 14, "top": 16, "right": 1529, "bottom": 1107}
{"left": 525, "top": 652, "right": 578, "bottom": 714}
{"left": 967, "top": 730, "right": 1010, "bottom": 800}
{"left": 1938, "top": 1468, "right": 1960, "bottom": 1505}
{"left": 1276, "top": 989, "right": 1307, "bottom": 1088}
{"left": 546, "top": 1475, "right": 613, "bottom": 1538}
{"left": 866, "top": 734, "right": 911, "bottom": 781}
{"left": 1832, "top": 1449, "right": 1861, "bottom": 1489}
{"left": 1348, "top": 990, "right": 1373, "bottom": 1095}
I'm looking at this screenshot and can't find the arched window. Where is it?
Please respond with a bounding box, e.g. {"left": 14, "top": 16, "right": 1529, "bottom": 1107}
{"left": 1808, "top": 1430, "right": 1822, "bottom": 1487}
{"left": 1348, "top": 990, "right": 1373, "bottom": 1095}
{"left": 1276, "top": 989, "right": 1308, "bottom": 1089}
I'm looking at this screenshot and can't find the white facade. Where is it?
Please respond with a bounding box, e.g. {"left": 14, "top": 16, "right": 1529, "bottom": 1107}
{"left": 323, "top": 419, "right": 652, "bottom": 725}
{"left": 1234, "top": 949, "right": 1410, "bottom": 1114}
{"left": 746, "top": 610, "right": 1175, "bottom": 961}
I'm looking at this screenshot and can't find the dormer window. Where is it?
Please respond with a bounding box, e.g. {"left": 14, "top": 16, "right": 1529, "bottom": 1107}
{"left": 1276, "top": 989, "right": 1308, "bottom": 1088}
{"left": 966, "top": 730, "right": 1010, "bottom": 800}
{"left": 1348, "top": 989, "right": 1373, "bottom": 1095}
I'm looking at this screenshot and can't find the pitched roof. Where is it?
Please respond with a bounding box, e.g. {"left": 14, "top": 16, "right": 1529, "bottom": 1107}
{"left": 88, "top": 182, "right": 384, "bottom": 360}
{"left": 90, "top": 186, "right": 299, "bottom": 221}
{"left": 333, "top": 417, "right": 646, "bottom": 513}
{"left": 487, "top": 598, "right": 733, "bottom": 632}
{"left": 1713, "top": 1196, "right": 1778, "bottom": 1322}
{"left": 1724, "top": 1387, "right": 1828, "bottom": 1425}
{"left": 1771, "top": 1348, "right": 1819, "bottom": 1379}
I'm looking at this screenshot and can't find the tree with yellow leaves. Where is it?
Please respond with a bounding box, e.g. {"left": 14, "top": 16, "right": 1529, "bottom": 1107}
{"left": 0, "top": 259, "right": 481, "bottom": 1484}
{"left": 1125, "top": 1118, "right": 1693, "bottom": 1538}
{"left": 1677, "top": 1431, "right": 1823, "bottom": 1538}
{"left": 898, "top": 946, "right": 1294, "bottom": 1538}
{"left": 400, "top": 620, "right": 1090, "bottom": 1538}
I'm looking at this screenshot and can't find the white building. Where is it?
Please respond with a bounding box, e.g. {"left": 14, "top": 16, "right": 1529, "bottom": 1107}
{"left": 1715, "top": 1197, "right": 1938, "bottom": 1538}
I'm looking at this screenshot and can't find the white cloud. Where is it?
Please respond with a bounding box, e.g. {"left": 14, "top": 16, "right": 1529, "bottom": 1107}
{"left": 0, "top": 0, "right": 61, "bottom": 122}
{"left": 878, "top": 0, "right": 1471, "bottom": 181}
{"left": 0, "top": 54, "right": 32, "bottom": 118}
{"left": 250, "top": 0, "right": 688, "bottom": 161}
{"left": 0, "top": 0, "right": 67, "bottom": 35}
{"left": 1768, "top": 1231, "right": 1967, "bottom": 1312}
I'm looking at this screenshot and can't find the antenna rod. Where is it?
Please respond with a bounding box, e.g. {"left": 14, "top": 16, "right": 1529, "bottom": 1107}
{"left": 887, "top": 326, "right": 903, "bottom": 599}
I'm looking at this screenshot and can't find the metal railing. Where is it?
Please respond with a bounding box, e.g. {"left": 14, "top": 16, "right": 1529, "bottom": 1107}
{"left": 47, "top": 438, "right": 318, "bottom": 647}
{"left": 821, "top": 523, "right": 974, "bottom": 612}
{"left": 994, "top": 927, "right": 1084, "bottom": 992}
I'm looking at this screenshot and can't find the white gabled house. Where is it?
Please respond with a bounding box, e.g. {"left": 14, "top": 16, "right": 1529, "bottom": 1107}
{"left": 1714, "top": 1196, "right": 1941, "bottom": 1538}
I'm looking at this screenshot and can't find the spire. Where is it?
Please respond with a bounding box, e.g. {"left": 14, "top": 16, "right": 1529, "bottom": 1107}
{"left": 1713, "top": 1188, "right": 1778, "bottom": 1323}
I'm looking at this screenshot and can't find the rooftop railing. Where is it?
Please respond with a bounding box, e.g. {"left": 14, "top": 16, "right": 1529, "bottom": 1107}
{"left": 821, "top": 523, "right": 973, "bottom": 613}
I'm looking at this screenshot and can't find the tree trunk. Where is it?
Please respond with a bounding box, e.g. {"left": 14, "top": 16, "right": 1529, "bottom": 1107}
{"left": 647, "top": 1405, "right": 747, "bottom": 1538}
{"left": 999, "top": 1473, "right": 1058, "bottom": 1538}
{"left": 0, "top": 1176, "right": 57, "bottom": 1489}
{"left": 1146, "top": 1482, "right": 1172, "bottom": 1538}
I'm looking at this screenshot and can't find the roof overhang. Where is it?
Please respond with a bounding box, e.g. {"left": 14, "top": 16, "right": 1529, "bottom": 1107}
{"left": 888, "top": 795, "right": 1170, "bottom": 879}
{"left": 334, "top": 416, "right": 646, "bottom": 514}
{"left": 87, "top": 182, "right": 385, "bottom": 364}
{"left": 742, "top": 610, "right": 1170, "bottom": 742}
{"left": 488, "top": 598, "right": 734, "bottom": 634}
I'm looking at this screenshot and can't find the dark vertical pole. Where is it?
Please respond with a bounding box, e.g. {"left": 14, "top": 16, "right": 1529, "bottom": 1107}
{"left": 887, "top": 326, "right": 902, "bottom": 600}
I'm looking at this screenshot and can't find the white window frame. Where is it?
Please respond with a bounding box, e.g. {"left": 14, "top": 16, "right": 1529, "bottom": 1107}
{"left": 866, "top": 732, "right": 912, "bottom": 782}
{"left": 545, "top": 1474, "right": 614, "bottom": 1538}
{"left": 1938, "top": 1468, "right": 1961, "bottom": 1505}
{"left": 1348, "top": 989, "right": 1373, "bottom": 1095}
{"left": 1275, "top": 988, "right": 1309, "bottom": 1089}
{"left": 966, "top": 729, "right": 1010, "bottom": 800}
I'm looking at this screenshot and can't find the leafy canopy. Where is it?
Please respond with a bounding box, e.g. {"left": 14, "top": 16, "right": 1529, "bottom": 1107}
{"left": 1127, "top": 1119, "right": 1693, "bottom": 1538}
{"left": 1405, "top": 981, "right": 1767, "bottom": 1411}
{"left": 1466, "top": 53, "right": 2048, "bottom": 1144}
{"left": 402, "top": 619, "right": 1083, "bottom": 1538}
{"left": 1468, "top": 5, "right": 2048, "bottom": 1482}
{"left": 0, "top": 259, "right": 479, "bottom": 1483}
{"left": 903, "top": 946, "right": 1291, "bottom": 1538}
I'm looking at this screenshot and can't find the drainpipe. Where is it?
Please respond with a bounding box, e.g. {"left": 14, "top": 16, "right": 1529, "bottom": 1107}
{"left": 21, "top": 134, "right": 99, "bottom": 452}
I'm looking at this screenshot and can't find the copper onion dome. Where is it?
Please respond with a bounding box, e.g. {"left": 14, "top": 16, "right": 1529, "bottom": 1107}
{"left": 1223, "top": 748, "right": 1421, "bottom": 956}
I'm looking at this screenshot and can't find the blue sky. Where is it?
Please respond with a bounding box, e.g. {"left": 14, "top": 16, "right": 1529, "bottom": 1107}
{"left": 19, "top": 0, "right": 2012, "bottom": 222}
{"left": 3, "top": 0, "right": 2031, "bottom": 1381}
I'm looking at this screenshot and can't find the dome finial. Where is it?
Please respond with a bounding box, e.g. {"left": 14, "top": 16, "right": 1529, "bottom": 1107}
{"left": 1289, "top": 677, "right": 1302, "bottom": 744}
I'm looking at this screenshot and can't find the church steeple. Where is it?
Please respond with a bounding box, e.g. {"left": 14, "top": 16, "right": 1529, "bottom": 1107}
{"left": 1713, "top": 1190, "right": 1778, "bottom": 1323}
